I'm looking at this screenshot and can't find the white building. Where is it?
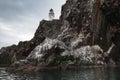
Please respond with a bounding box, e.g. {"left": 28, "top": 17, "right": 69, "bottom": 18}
{"left": 49, "top": 8, "right": 55, "bottom": 20}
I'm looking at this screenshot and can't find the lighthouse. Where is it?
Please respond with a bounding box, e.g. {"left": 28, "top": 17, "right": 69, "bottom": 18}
{"left": 49, "top": 8, "right": 55, "bottom": 20}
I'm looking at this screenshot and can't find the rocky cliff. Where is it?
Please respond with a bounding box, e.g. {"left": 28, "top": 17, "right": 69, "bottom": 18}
{"left": 0, "top": 0, "right": 120, "bottom": 71}
{"left": 0, "top": 20, "right": 61, "bottom": 66}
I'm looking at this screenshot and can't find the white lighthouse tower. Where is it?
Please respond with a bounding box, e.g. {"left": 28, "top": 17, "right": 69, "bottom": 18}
{"left": 49, "top": 8, "right": 55, "bottom": 20}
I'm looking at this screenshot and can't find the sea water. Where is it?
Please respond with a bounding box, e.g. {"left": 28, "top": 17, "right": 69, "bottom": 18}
{"left": 0, "top": 67, "right": 120, "bottom": 80}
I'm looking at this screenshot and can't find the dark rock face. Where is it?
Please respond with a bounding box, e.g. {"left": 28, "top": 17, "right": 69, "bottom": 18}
{"left": 0, "top": 45, "right": 17, "bottom": 66}
{"left": 100, "top": 0, "right": 120, "bottom": 63}
{"left": 59, "top": 0, "right": 94, "bottom": 46}
{"left": 34, "top": 20, "right": 61, "bottom": 39}
{"left": 1, "top": 0, "right": 120, "bottom": 70}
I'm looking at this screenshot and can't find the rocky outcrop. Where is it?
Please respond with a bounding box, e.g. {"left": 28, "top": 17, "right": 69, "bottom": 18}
{"left": 27, "top": 38, "right": 103, "bottom": 65}
{"left": 8, "top": 39, "right": 104, "bottom": 72}
{"left": 0, "top": 20, "right": 61, "bottom": 65}
{"left": 1, "top": 0, "right": 120, "bottom": 71}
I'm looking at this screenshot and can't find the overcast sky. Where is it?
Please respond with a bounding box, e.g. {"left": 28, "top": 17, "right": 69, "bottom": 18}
{"left": 0, "top": 0, "right": 66, "bottom": 48}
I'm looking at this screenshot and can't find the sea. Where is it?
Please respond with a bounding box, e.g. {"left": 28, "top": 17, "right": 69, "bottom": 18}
{"left": 0, "top": 67, "right": 120, "bottom": 80}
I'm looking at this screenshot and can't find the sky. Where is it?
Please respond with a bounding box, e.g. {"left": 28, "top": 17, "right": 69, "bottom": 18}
{"left": 0, "top": 0, "right": 66, "bottom": 48}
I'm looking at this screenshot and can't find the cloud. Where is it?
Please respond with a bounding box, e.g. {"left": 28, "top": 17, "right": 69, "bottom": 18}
{"left": 0, "top": 17, "right": 38, "bottom": 42}
{"left": 0, "top": 0, "right": 66, "bottom": 48}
